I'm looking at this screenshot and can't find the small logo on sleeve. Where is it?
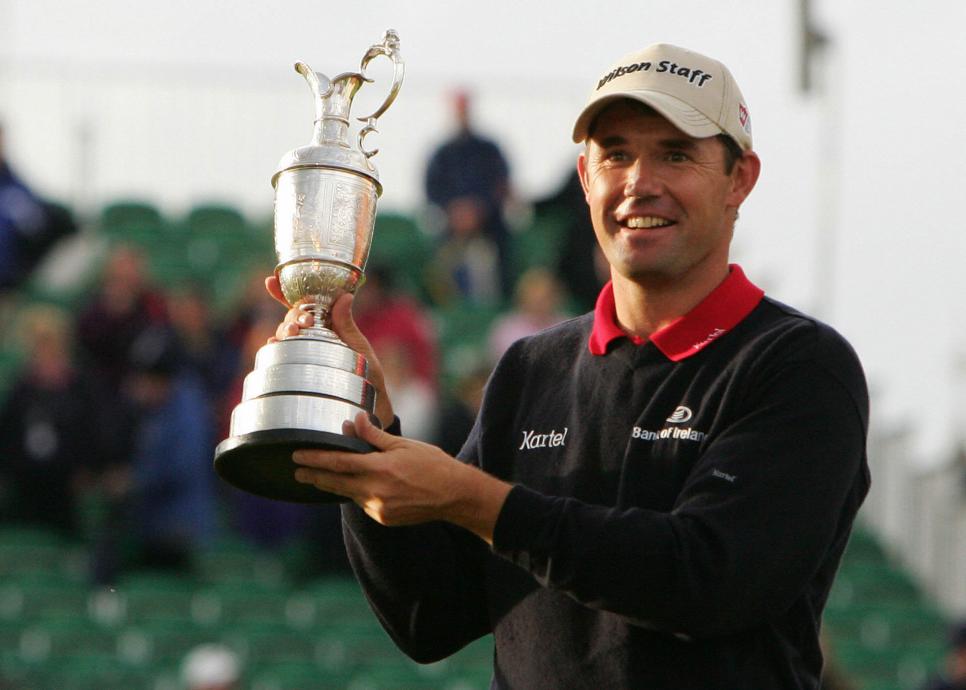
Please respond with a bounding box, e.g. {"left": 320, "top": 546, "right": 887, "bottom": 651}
{"left": 520, "top": 427, "right": 569, "bottom": 451}
{"left": 712, "top": 468, "right": 737, "bottom": 483}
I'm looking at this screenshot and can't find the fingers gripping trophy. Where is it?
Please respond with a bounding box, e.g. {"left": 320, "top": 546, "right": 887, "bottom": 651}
{"left": 214, "top": 30, "right": 404, "bottom": 503}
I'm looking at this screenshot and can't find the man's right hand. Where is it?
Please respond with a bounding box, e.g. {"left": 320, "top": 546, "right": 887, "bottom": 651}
{"left": 264, "top": 276, "right": 396, "bottom": 429}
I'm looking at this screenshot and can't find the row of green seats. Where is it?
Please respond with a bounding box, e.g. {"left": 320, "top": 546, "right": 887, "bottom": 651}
{"left": 99, "top": 200, "right": 572, "bottom": 300}
{"left": 824, "top": 527, "right": 949, "bottom": 690}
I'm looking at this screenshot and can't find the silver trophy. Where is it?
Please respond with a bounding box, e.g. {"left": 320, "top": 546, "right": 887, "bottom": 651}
{"left": 214, "top": 30, "right": 404, "bottom": 503}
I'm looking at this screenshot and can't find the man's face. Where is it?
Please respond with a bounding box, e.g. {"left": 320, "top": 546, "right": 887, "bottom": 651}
{"left": 577, "top": 101, "right": 759, "bottom": 287}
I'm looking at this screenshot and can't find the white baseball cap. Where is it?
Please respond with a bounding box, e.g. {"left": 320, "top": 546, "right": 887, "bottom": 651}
{"left": 572, "top": 43, "right": 753, "bottom": 150}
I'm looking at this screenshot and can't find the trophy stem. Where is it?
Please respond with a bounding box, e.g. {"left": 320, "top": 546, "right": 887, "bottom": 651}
{"left": 298, "top": 302, "right": 343, "bottom": 344}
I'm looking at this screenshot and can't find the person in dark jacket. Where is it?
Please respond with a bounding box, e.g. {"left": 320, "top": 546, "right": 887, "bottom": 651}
{"left": 0, "top": 124, "right": 76, "bottom": 289}
{"left": 269, "top": 42, "right": 870, "bottom": 689}
{"left": 0, "top": 305, "right": 99, "bottom": 535}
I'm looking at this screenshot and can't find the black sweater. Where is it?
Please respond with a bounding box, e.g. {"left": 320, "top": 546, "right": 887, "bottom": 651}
{"left": 342, "top": 295, "right": 870, "bottom": 690}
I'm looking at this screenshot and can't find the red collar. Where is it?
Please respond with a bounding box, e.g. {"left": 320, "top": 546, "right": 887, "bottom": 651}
{"left": 588, "top": 265, "right": 764, "bottom": 361}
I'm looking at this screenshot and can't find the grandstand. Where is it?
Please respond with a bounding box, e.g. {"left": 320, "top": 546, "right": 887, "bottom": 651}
{"left": 0, "top": 524, "right": 493, "bottom": 690}
{"left": 1, "top": 200, "right": 965, "bottom": 689}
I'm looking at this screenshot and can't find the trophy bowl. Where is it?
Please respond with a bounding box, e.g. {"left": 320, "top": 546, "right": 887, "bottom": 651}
{"left": 214, "top": 30, "right": 404, "bottom": 503}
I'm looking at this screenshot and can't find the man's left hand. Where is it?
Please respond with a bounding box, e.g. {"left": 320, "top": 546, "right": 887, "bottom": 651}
{"left": 292, "top": 412, "right": 512, "bottom": 544}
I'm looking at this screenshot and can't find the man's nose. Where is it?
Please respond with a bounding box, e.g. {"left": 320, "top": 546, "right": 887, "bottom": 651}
{"left": 624, "top": 159, "right": 661, "bottom": 198}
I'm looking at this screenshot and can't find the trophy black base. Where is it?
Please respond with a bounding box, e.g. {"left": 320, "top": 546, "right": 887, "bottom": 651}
{"left": 214, "top": 429, "right": 375, "bottom": 504}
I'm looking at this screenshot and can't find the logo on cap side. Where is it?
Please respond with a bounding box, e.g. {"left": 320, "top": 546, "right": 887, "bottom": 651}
{"left": 738, "top": 103, "right": 751, "bottom": 133}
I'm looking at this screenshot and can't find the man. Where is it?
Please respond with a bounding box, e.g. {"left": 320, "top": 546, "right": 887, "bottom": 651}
{"left": 424, "top": 89, "right": 513, "bottom": 300}
{"left": 269, "top": 43, "right": 870, "bottom": 688}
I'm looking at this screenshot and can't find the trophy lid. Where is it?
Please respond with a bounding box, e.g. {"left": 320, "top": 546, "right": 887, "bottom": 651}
{"left": 272, "top": 30, "right": 404, "bottom": 192}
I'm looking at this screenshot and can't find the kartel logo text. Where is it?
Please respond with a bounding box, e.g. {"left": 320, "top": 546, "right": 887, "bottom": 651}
{"left": 520, "top": 427, "right": 568, "bottom": 451}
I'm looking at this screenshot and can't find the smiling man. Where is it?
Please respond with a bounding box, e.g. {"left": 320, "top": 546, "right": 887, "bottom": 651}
{"left": 273, "top": 43, "right": 871, "bottom": 689}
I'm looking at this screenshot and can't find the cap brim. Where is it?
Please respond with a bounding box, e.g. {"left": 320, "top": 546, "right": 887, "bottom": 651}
{"left": 572, "top": 90, "right": 723, "bottom": 143}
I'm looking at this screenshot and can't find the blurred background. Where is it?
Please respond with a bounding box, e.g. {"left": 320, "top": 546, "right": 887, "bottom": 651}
{"left": 1, "top": 1, "right": 965, "bottom": 689}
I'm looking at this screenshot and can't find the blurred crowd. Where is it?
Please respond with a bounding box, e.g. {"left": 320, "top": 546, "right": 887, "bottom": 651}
{"left": 0, "top": 92, "right": 604, "bottom": 586}
{"left": 2, "top": 88, "right": 965, "bottom": 690}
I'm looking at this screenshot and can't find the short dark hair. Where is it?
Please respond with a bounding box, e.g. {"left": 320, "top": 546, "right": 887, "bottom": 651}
{"left": 586, "top": 99, "right": 746, "bottom": 174}
{"left": 716, "top": 133, "right": 744, "bottom": 174}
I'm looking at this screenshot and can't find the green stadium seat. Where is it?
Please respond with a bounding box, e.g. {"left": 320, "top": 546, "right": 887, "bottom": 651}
{"left": 351, "top": 659, "right": 455, "bottom": 689}
{"left": 314, "top": 621, "right": 403, "bottom": 673}
{"left": 0, "top": 619, "right": 24, "bottom": 654}
{"left": 0, "top": 525, "right": 79, "bottom": 580}
{"left": 508, "top": 207, "right": 568, "bottom": 284}
{"left": 842, "top": 527, "right": 889, "bottom": 565}
{"left": 825, "top": 525, "right": 951, "bottom": 690}
{"left": 0, "top": 346, "right": 24, "bottom": 398}
{"left": 184, "top": 204, "right": 247, "bottom": 236}
{"left": 15, "top": 618, "right": 117, "bottom": 663}
{"left": 249, "top": 659, "right": 354, "bottom": 690}
{"left": 221, "top": 620, "right": 319, "bottom": 665}
{"left": 370, "top": 211, "right": 433, "bottom": 298}
{"left": 433, "top": 300, "right": 503, "bottom": 387}
{"left": 197, "top": 537, "right": 287, "bottom": 587}
{"left": 109, "top": 571, "right": 198, "bottom": 625}
{"left": 445, "top": 635, "right": 494, "bottom": 675}
{"left": 291, "top": 577, "right": 372, "bottom": 628}
{"left": 22, "top": 653, "right": 154, "bottom": 690}
{"left": 99, "top": 200, "right": 168, "bottom": 247}
{"left": 120, "top": 619, "right": 219, "bottom": 665}
{"left": 443, "top": 669, "right": 493, "bottom": 690}
{"left": 192, "top": 581, "right": 289, "bottom": 627}
{"left": 182, "top": 204, "right": 253, "bottom": 271}
{"left": 0, "top": 573, "right": 90, "bottom": 622}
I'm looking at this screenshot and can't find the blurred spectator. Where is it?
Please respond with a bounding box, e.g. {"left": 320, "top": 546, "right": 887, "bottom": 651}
{"left": 355, "top": 263, "right": 439, "bottom": 391}
{"left": 818, "top": 629, "right": 858, "bottom": 690}
{"left": 181, "top": 643, "right": 242, "bottom": 690}
{"left": 427, "top": 197, "right": 503, "bottom": 306}
{"left": 424, "top": 89, "right": 513, "bottom": 301}
{"left": 168, "top": 281, "right": 237, "bottom": 405}
{"left": 218, "top": 310, "right": 317, "bottom": 555}
{"left": 436, "top": 363, "right": 490, "bottom": 457}
{"left": 0, "top": 123, "right": 77, "bottom": 290}
{"left": 922, "top": 621, "right": 966, "bottom": 690}
{"left": 536, "top": 168, "right": 608, "bottom": 313}
{"left": 381, "top": 340, "right": 437, "bottom": 442}
{"left": 96, "top": 326, "right": 216, "bottom": 580}
{"left": 75, "top": 244, "right": 169, "bottom": 473}
{"left": 76, "top": 244, "right": 169, "bottom": 389}
{"left": 222, "top": 266, "right": 281, "bottom": 360}
{"left": 0, "top": 305, "right": 99, "bottom": 535}
{"left": 488, "top": 266, "right": 570, "bottom": 362}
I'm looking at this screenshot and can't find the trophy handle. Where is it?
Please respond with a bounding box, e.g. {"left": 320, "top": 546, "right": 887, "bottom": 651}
{"left": 356, "top": 29, "right": 405, "bottom": 158}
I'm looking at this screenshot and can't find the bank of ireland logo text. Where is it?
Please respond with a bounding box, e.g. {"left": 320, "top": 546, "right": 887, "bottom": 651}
{"left": 632, "top": 405, "right": 706, "bottom": 443}
{"left": 666, "top": 406, "right": 693, "bottom": 424}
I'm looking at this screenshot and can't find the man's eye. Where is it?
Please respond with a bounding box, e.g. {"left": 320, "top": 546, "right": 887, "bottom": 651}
{"left": 604, "top": 150, "right": 628, "bottom": 162}
{"left": 665, "top": 151, "right": 689, "bottom": 162}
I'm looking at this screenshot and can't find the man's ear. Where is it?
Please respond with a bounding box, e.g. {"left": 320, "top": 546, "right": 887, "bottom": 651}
{"left": 577, "top": 152, "right": 591, "bottom": 202}
{"left": 727, "top": 150, "right": 761, "bottom": 208}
